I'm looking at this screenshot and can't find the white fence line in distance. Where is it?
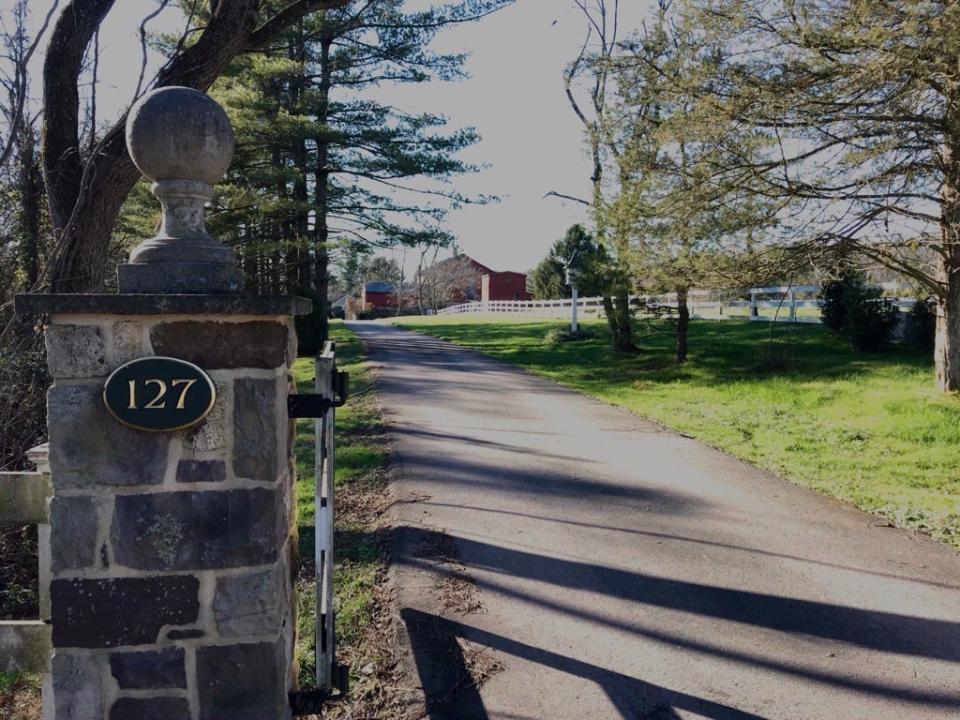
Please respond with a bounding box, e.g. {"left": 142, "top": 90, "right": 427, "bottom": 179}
{"left": 437, "top": 285, "right": 918, "bottom": 325}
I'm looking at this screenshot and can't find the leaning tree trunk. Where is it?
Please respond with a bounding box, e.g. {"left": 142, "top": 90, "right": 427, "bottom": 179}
{"left": 43, "top": 0, "right": 271, "bottom": 293}
{"left": 676, "top": 287, "right": 689, "bottom": 364}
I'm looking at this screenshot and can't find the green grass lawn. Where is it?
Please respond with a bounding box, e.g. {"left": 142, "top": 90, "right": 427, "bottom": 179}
{"left": 395, "top": 315, "right": 960, "bottom": 549}
{"left": 292, "top": 321, "right": 390, "bottom": 693}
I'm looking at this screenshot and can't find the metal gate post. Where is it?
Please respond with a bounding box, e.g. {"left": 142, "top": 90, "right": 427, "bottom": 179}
{"left": 315, "top": 343, "right": 337, "bottom": 692}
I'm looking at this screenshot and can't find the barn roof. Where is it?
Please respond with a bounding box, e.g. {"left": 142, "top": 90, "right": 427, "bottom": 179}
{"left": 364, "top": 282, "right": 395, "bottom": 293}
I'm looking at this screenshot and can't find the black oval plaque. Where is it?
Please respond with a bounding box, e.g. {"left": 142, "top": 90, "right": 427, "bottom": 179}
{"left": 103, "top": 356, "right": 216, "bottom": 432}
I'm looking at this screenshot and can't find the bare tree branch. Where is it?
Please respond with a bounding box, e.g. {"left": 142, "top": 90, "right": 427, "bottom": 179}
{"left": 0, "top": 0, "right": 60, "bottom": 169}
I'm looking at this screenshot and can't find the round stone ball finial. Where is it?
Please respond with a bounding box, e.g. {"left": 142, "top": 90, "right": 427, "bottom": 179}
{"left": 126, "top": 86, "right": 234, "bottom": 186}
{"left": 118, "top": 87, "right": 243, "bottom": 294}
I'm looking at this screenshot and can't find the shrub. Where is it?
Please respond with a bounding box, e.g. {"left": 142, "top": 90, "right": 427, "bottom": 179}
{"left": 545, "top": 327, "right": 595, "bottom": 345}
{"left": 820, "top": 270, "right": 858, "bottom": 334}
{"left": 820, "top": 271, "right": 897, "bottom": 352}
{"left": 843, "top": 287, "right": 898, "bottom": 352}
{"left": 905, "top": 296, "right": 937, "bottom": 353}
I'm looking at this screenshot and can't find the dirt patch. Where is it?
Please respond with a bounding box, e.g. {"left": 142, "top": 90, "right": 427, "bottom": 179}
{"left": 0, "top": 674, "right": 41, "bottom": 720}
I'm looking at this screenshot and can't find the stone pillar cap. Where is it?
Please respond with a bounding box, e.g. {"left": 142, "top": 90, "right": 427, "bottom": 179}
{"left": 119, "top": 87, "right": 242, "bottom": 294}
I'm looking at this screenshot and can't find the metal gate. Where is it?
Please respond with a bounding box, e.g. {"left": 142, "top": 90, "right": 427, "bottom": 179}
{"left": 288, "top": 340, "right": 349, "bottom": 713}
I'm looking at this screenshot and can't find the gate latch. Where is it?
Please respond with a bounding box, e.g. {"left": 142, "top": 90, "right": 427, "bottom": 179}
{"left": 287, "top": 369, "right": 349, "bottom": 418}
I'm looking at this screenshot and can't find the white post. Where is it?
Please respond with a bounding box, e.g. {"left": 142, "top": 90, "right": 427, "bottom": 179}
{"left": 316, "top": 346, "right": 336, "bottom": 693}
{"left": 789, "top": 290, "right": 797, "bottom": 322}
{"left": 570, "top": 285, "right": 579, "bottom": 333}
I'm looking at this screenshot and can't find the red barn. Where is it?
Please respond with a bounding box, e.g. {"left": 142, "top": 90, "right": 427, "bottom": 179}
{"left": 482, "top": 271, "right": 531, "bottom": 302}
{"left": 362, "top": 281, "right": 396, "bottom": 310}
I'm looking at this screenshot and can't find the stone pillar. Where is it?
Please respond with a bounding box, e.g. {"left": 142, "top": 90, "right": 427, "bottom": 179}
{"left": 16, "top": 87, "right": 308, "bottom": 720}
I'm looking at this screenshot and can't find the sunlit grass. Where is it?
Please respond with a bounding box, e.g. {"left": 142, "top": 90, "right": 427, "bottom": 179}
{"left": 395, "top": 316, "right": 960, "bottom": 548}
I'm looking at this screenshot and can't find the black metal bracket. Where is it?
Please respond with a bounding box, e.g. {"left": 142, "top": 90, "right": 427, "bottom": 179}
{"left": 288, "top": 665, "right": 350, "bottom": 715}
{"left": 288, "top": 369, "right": 349, "bottom": 418}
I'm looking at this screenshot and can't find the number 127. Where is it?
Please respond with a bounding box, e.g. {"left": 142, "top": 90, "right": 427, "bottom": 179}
{"left": 127, "top": 379, "right": 197, "bottom": 410}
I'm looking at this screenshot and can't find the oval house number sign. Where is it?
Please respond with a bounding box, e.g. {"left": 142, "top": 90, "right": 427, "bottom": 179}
{"left": 103, "top": 356, "right": 216, "bottom": 432}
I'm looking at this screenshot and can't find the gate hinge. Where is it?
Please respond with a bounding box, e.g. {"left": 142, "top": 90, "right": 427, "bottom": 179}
{"left": 288, "top": 370, "right": 349, "bottom": 418}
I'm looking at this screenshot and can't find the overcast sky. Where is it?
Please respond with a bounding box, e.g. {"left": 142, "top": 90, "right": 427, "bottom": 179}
{"left": 22, "top": 0, "right": 653, "bottom": 273}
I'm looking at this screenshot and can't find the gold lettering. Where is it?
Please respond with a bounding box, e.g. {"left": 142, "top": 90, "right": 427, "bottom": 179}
{"left": 171, "top": 379, "right": 197, "bottom": 410}
{"left": 144, "top": 379, "right": 167, "bottom": 409}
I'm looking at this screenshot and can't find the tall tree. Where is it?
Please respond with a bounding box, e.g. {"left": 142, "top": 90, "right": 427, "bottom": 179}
{"left": 38, "top": 0, "right": 350, "bottom": 295}
{"left": 553, "top": 0, "right": 638, "bottom": 353}
{"left": 684, "top": 0, "right": 960, "bottom": 390}
{"left": 609, "top": 0, "right": 775, "bottom": 362}
{"left": 208, "top": 0, "right": 506, "bottom": 350}
{"left": 530, "top": 224, "right": 605, "bottom": 300}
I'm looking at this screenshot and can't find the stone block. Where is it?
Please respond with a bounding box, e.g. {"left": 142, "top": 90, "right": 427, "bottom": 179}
{"left": 52, "top": 654, "right": 103, "bottom": 720}
{"left": 111, "top": 489, "right": 281, "bottom": 571}
{"left": 214, "top": 568, "right": 283, "bottom": 638}
{"left": 47, "top": 384, "right": 168, "bottom": 489}
{"left": 233, "top": 379, "right": 279, "bottom": 483}
{"left": 183, "top": 383, "right": 228, "bottom": 452}
{"left": 49, "top": 496, "right": 98, "bottom": 572}
{"left": 51, "top": 576, "right": 199, "bottom": 648}
{"left": 111, "top": 321, "right": 144, "bottom": 365}
{"left": 109, "top": 648, "right": 186, "bottom": 689}
{"left": 150, "top": 321, "right": 289, "bottom": 369}
{"left": 46, "top": 325, "right": 107, "bottom": 379}
{"left": 197, "top": 641, "right": 287, "bottom": 720}
{"left": 176, "top": 460, "right": 226, "bottom": 484}
{"left": 109, "top": 697, "right": 192, "bottom": 720}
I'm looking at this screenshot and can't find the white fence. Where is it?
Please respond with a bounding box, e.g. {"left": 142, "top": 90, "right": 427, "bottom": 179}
{"left": 437, "top": 284, "right": 918, "bottom": 324}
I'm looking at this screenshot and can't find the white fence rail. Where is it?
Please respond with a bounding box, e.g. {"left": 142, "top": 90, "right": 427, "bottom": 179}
{"left": 438, "top": 285, "right": 918, "bottom": 324}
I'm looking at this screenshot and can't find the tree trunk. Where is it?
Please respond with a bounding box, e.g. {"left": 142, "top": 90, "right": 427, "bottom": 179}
{"left": 676, "top": 287, "right": 689, "bottom": 364}
{"left": 934, "top": 263, "right": 960, "bottom": 391}
{"left": 936, "top": 133, "right": 960, "bottom": 391}
{"left": 602, "top": 291, "right": 635, "bottom": 353}
{"left": 18, "top": 129, "right": 42, "bottom": 288}
{"left": 296, "top": 33, "right": 334, "bottom": 354}
{"left": 613, "top": 284, "right": 634, "bottom": 351}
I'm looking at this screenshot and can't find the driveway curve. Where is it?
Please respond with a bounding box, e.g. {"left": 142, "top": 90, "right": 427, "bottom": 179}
{"left": 348, "top": 321, "right": 960, "bottom": 720}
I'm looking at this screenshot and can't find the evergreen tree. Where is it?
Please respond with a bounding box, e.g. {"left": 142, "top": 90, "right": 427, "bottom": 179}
{"left": 609, "top": 2, "right": 775, "bottom": 362}
{"left": 530, "top": 224, "right": 605, "bottom": 299}
{"left": 201, "top": 0, "right": 507, "bottom": 352}
{"left": 683, "top": 0, "right": 960, "bottom": 390}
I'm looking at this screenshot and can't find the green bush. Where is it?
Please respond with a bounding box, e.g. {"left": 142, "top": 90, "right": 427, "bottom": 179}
{"left": 820, "top": 271, "right": 858, "bottom": 334}
{"left": 905, "top": 296, "right": 937, "bottom": 353}
{"left": 820, "top": 272, "right": 897, "bottom": 352}
{"left": 545, "top": 327, "right": 596, "bottom": 345}
{"left": 845, "top": 293, "right": 897, "bottom": 352}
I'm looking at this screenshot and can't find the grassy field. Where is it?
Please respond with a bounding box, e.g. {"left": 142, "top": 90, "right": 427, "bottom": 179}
{"left": 395, "top": 315, "right": 960, "bottom": 549}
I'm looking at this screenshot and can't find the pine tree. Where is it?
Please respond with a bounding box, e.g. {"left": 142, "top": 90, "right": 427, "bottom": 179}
{"left": 609, "top": 2, "right": 775, "bottom": 362}
{"left": 683, "top": 0, "right": 960, "bottom": 390}
{"left": 203, "top": 0, "right": 506, "bottom": 352}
